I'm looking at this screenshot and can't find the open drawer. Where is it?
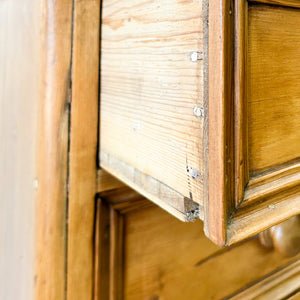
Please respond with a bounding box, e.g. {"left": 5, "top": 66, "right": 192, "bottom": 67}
{"left": 99, "top": 0, "right": 300, "bottom": 246}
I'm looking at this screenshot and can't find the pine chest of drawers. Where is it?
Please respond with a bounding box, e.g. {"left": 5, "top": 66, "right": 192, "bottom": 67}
{"left": 99, "top": 0, "right": 300, "bottom": 246}
{"left": 1, "top": 0, "right": 300, "bottom": 299}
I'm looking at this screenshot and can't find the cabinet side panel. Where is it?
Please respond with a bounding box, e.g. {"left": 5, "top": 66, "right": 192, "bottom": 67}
{"left": 100, "top": 0, "right": 204, "bottom": 210}
{"left": 0, "top": 1, "right": 39, "bottom": 299}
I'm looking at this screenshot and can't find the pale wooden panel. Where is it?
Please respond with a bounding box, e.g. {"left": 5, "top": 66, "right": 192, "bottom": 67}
{"left": 123, "top": 205, "right": 300, "bottom": 300}
{"left": 248, "top": 4, "right": 300, "bottom": 174}
{"left": 0, "top": 1, "right": 38, "bottom": 299}
{"left": 100, "top": 0, "right": 204, "bottom": 208}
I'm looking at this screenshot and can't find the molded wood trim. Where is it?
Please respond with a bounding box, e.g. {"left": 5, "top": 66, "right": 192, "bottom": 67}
{"left": 234, "top": 1, "right": 300, "bottom": 208}
{"left": 249, "top": 0, "right": 300, "bottom": 9}
{"left": 101, "top": 151, "right": 201, "bottom": 222}
{"left": 234, "top": 0, "right": 249, "bottom": 207}
{"left": 35, "top": 1, "right": 73, "bottom": 299}
{"left": 243, "top": 163, "right": 300, "bottom": 206}
{"left": 94, "top": 188, "right": 152, "bottom": 300}
{"left": 206, "top": 0, "right": 234, "bottom": 245}
{"left": 228, "top": 186, "right": 300, "bottom": 244}
{"left": 207, "top": 0, "right": 300, "bottom": 246}
{"left": 67, "top": 0, "right": 125, "bottom": 299}
{"left": 228, "top": 259, "right": 300, "bottom": 299}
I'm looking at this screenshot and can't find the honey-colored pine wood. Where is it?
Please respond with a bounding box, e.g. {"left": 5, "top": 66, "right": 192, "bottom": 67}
{"left": 250, "top": 0, "right": 300, "bottom": 8}
{"left": 97, "top": 169, "right": 124, "bottom": 194}
{"left": 94, "top": 188, "right": 150, "bottom": 300}
{"left": 67, "top": 0, "right": 99, "bottom": 297}
{"left": 206, "top": 0, "right": 234, "bottom": 244}
{"left": 290, "top": 292, "right": 300, "bottom": 300}
{"left": 67, "top": 0, "right": 124, "bottom": 299}
{"left": 243, "top": 163, "right": 300, "bottom": 206}
{"left": 234, "top": 0, "right": 249, "bottom": 206}
{"left": 229, "top": 259, "right": 300, "bottom": 299}
{"left": 35, "top": 1, "right": 73, "bottom": 299}
{"left": 248, "top": 3, "right": 300, "bottom": 174}
{"left": 94, "top": 199, "right": 110, "bottom": 300}
{"left": 100, "top": 0, "right": 205, "bottom": 219}
{"left": 259, "top": 215, "right": 300, "bottom": 257}
{"left": 206, "top": 0, "right": 300, "bottom": 246}
{"left": 98, "top": 0, "right": 300, "bottom": 246}
{"left": 109, "top": 208, "right": 124, "bottom": 300}
{"left": 95, "top": 190, "right": 300, "bottom": 300}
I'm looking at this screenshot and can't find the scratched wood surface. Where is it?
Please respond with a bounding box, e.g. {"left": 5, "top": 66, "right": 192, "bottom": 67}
{"left": 248, "top": 4, "right": 300, "bottom": 174}
{"left": 100, "top": 0, "right": 204, "bottom": 210}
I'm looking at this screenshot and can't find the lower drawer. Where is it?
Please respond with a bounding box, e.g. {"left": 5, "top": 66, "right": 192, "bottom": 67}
{"left": 95, "top": 188, "right": 300, "bottom": 299}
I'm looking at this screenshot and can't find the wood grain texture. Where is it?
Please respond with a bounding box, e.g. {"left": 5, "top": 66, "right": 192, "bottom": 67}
{"left": 35, "top": 1, "right": 73, "bottom": 299}
{"left": 122, "top": 203, "right": 300, "bottom": 300}
{"left": 95, "top": 189, "right": 300, "bottom": 299}
{"left": 229, "top": 259, "right": 300, "bottom": 299}
{"left": 243, "top": 163, "right": 300, "bottom": 206}
{"left": 249, "top": 0, "right": 300, "bottom": 9}
{"left": 234, "top": 0, "right": 249, "bottom": 206}
{"left": 228, "top": 185, "right": 300, "bottom": 245}
{"left": 206, "top": 0, "right": 234, "bottom": 245}
{"left": 100, "top": 0, "right": 204, "bottom": 210}
{"left": 94, "top": 199, "right": 110, "bottom": 300}
{"left": 101, "top": 152, "right": 201, "bottom": 221}
{"left": 109, "top": 208, "right": 124, "bottom": 300}
{"left": 97, "top": 169, "right": 125, "bottom": 194}
{"left": 95, "top": 188, "right": 151, "bottom": 300}
{"left": 248, "top": 4, "right": 300, "bottom": 174}
{"left": 68, "top": 2, "right": 125, "bottom": 298}
{"left": 206, "top": 0, "right": 300, "bottom": 246}
{"left": 67, "top": 0, "right": 101, "bottom": 299}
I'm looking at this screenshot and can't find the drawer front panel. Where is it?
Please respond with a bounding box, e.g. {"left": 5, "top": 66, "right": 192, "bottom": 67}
{"left": 248, "top": 4, "right": 300, "bottom": 174}
{"left": 95, "top": 190, "right": 300, "bottom": 300}
{"left": 207, "top": 0, "right": 300, "bottom": 245}
{"left": 100, "top": 0, "right": 300, "bottom": 245}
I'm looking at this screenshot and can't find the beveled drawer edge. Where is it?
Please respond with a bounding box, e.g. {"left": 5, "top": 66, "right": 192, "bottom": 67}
{"left": 227, "top": 259, "right": 300, "bottom": 299}
{"left": 100, "top": 150, "right": 203, "bottom": 222}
